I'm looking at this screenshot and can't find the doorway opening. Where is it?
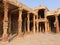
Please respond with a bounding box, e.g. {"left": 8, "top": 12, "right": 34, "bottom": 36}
{"left": 38, "top": 9, "right": 45, "bottom": 19}
{"left": 47, "top": 15, "right": 56, "bottom": 33}
{"left": 38, "top": 22, "right": 45, "bottom": 32}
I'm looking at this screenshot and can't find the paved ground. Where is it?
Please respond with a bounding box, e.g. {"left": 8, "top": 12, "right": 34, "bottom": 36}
{"left": 0, "top": 33, "right": 60, "bottom": 45}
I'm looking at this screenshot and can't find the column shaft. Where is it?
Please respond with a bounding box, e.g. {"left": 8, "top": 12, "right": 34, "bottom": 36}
{"left": 18, "top": 8, "right": 23, "bottom": 37}
{"left": 2, "top": 1, "right": 8, "bottom": 41}
{"left": 45, "top": 19, "right": 48, "bottom": 33}
{"left": 40, "top": 26, "right": 41, "bottom": 32}
{"left": 55, "top": 16, "right": 59, "bottom": 33}
{"left": 47, "top": 22, "right": 50, "bottom": 32}
{"left": 27, "top": 12, "right": 30, "bottom": 33}
{"left": 36, "top": 15, "right": 38, "bottom": 32}
{"left": 33, "top": 15, "right": 35, "bottom": 33}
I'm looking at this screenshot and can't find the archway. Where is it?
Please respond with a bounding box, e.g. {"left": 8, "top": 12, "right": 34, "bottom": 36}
{"left": 38, "top": 22, "right": 45, "bottom": 32}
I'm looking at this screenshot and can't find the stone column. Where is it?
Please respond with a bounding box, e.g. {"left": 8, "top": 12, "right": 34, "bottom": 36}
{"left": 45, "top": 10, "right": 48, "bottom": 33}
{"left": 17, "top": 8, "right": 23, "bottom": 38}
{"left": 2, "top": 1, "right": 8, "bottom": 42}
{"left": 40, "top": 26, "right": 41, "bottom": 32}
{"left": 27, "top": 12, "right": 30, "bottom": 33}
{"left": 33, "top": 15, "right": 35, "bottom": 33}
{"left": 47, "top": 21, "right": 50, "bottom": 32}
{"left": 36, "top": 15, "right": 38, "bottom": 32}
{"left": 9, "top": 15, "right": 11, "bottom": 35}
{"left": 45, "top": 19, "right": 48, "bottom": 33}
{"left": 55, "top": 16, "right": 59, "bottom": 33}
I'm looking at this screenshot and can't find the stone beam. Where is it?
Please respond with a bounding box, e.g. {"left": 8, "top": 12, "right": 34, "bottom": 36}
{"left": 10, "top": 8, "right": 18, "bottom": 13}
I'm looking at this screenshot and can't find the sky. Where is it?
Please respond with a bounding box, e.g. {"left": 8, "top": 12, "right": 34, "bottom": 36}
{"left": 18, "top": 0, "right": 60, "bottom": 10}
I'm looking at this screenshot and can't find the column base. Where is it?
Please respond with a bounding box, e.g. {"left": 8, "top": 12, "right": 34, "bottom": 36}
{"left": 45, "top": 30, "right": 48, "bottom": 33}
{"left": 56, "top": 30, "right": 59, "bottom": 33}
{"left": 17, "top": 33, "right": 23, "bottom": 39}
{"left": 2, "top": 34, "right": 8, "bottom": 42}
{"left": 33, "top": 29, "right": 35, "bottom": 33}
{"left": 26, "top": 31, "right": 30, "bottom": 35}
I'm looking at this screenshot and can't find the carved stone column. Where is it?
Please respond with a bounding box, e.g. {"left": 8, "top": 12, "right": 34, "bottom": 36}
{"left": 27, "top": 12, "right": 30, "bottom": 34}
{"left": 17, "top": 8, "right": 23, "bottom": 38}
{"left": 45, "top": 19, "right": 48, "bottom": 33}
{"left": 36, "top": 15, "right": 38, "bottom": 32}
{"left": 2, "top": 1, "right": 8, "bottom": 42}
{"left": 45, "top": 10, "right": 48, "bottom": 33}
{"left": 9, "top": 14, "right": 11, "bottom": 36}
{"left": 33, "top": 15, "right": 35, "bottom": 33}
{"left": 55, "top": 16, "right": 59, "bottom": 33}
{"left": 40, "top": 26, "right": 41, "bottom": 32}
{"left": 47, "top": 21, "right": 50, "bottom": 32}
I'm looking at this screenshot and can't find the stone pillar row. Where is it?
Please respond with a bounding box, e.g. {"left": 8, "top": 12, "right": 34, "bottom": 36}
{"left": 3, "top": 0, "right": 60, "bottom": 42}
{"left": 44, "top": 16, "right": 60, "bottom": 33}
{"left": 2, "top": 1, "right": 36, "bottom": 41}
{"left": 47, "top": 21, "right": 50, "bottom": 32}
{"left": 44, "top": 15, "right": 60, "bottom": 33}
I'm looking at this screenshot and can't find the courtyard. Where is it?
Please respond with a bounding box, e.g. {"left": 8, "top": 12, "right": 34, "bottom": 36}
{"left": 0, "top": 33, "right": 60, "bottom": 45}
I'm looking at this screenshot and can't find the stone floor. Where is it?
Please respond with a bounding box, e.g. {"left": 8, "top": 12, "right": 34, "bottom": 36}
{"left": 0, "top": 33, "right": 60, "bottom": 45}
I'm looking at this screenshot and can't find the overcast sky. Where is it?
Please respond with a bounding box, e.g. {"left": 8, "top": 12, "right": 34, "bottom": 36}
{"left": 18, "top": 0, "right": 60, "bottom": 10}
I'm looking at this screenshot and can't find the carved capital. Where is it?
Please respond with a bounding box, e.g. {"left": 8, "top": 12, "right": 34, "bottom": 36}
{"left": 18, "top": 7, "right": 23, "bottom": 11}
